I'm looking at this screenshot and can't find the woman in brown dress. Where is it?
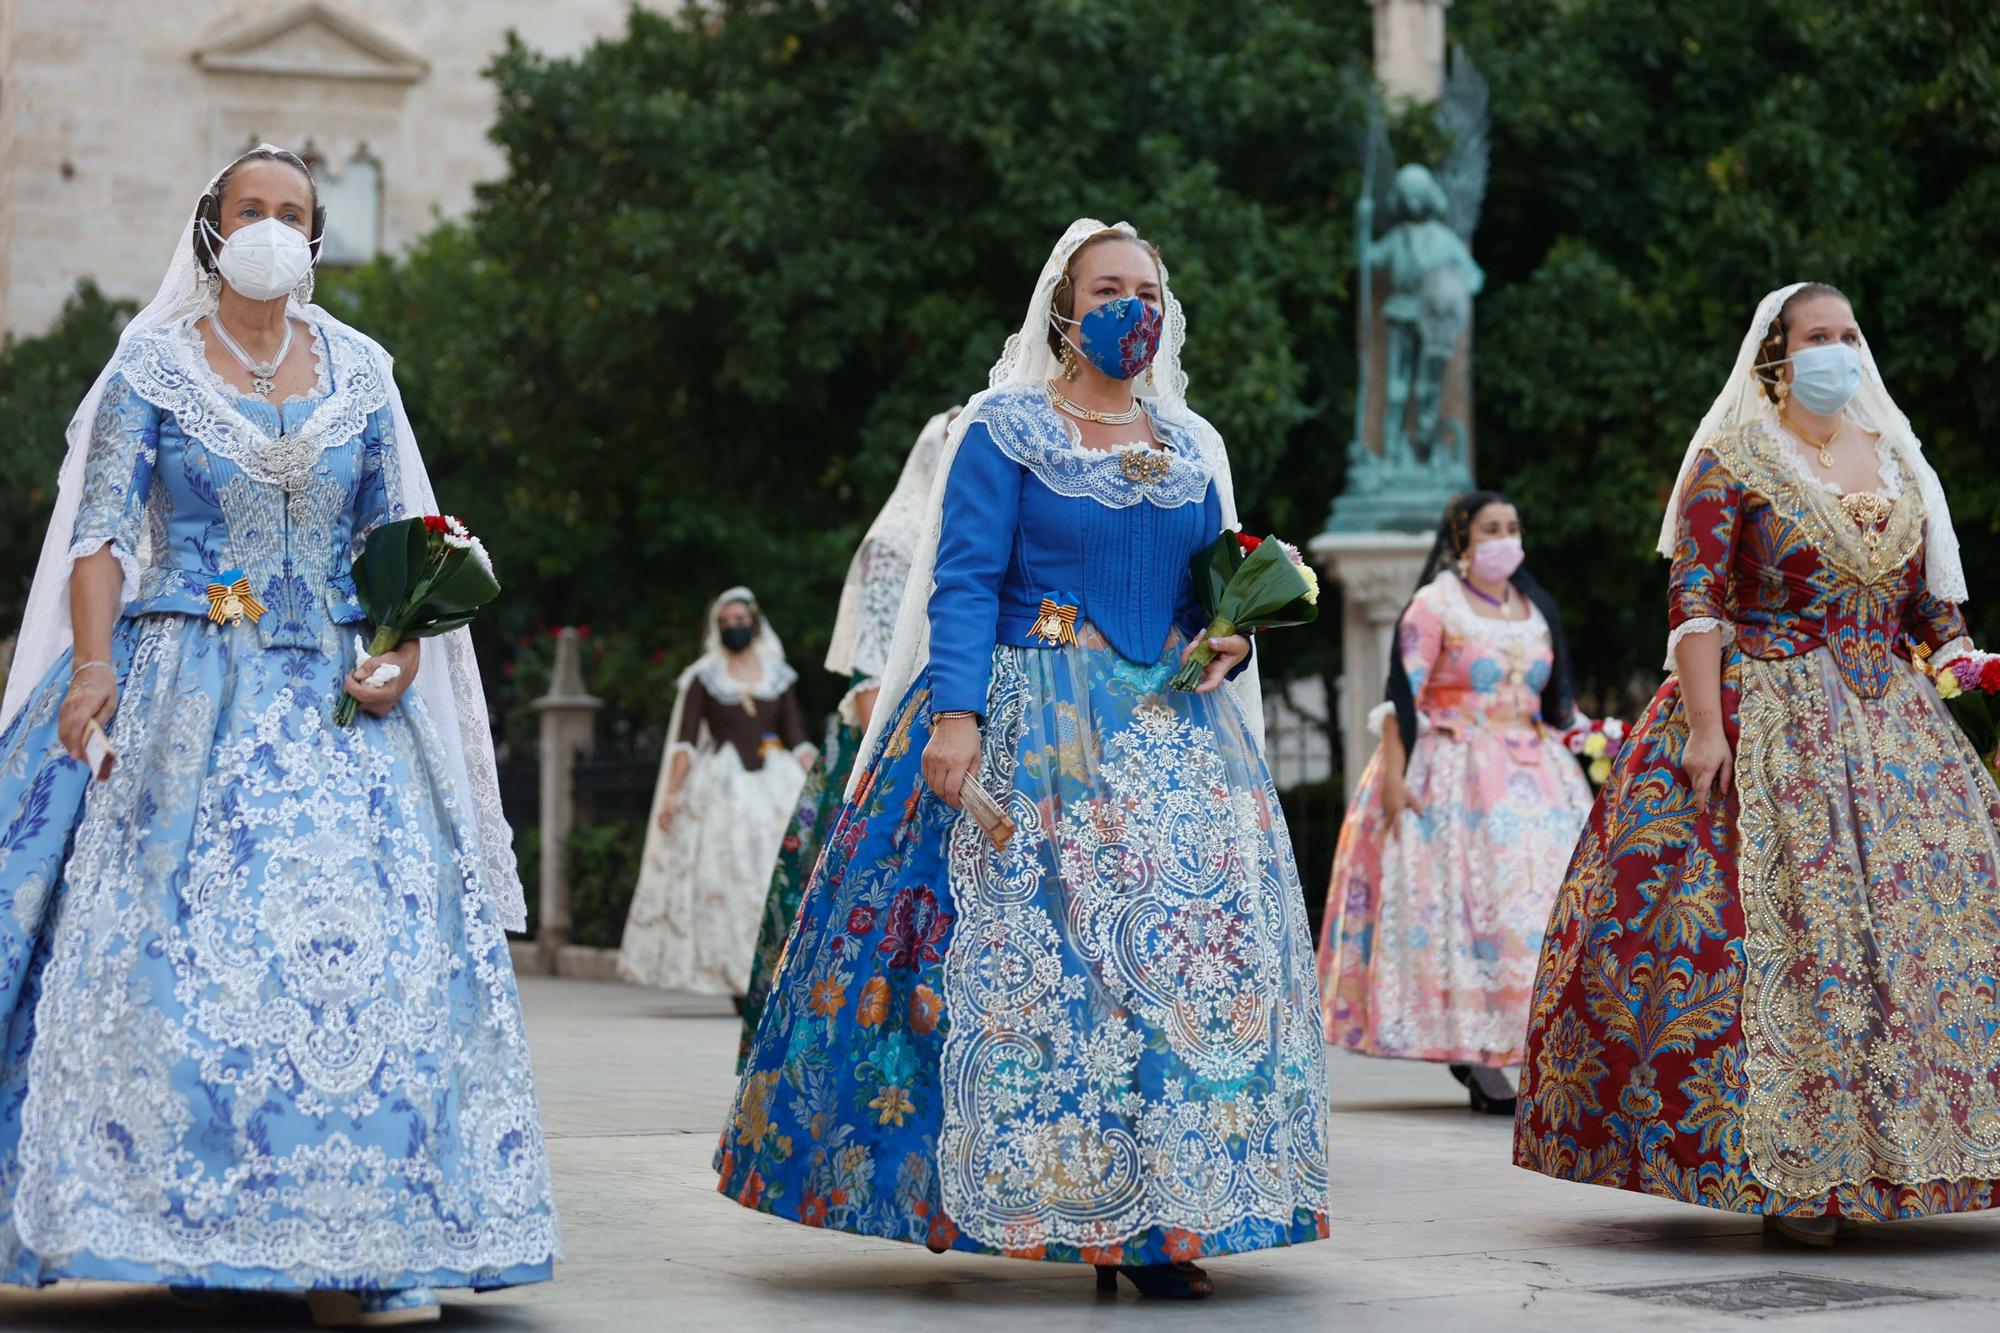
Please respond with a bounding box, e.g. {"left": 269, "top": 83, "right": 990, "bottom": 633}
{"left": 618, "top": 588, "right": 814, "bottom": 997}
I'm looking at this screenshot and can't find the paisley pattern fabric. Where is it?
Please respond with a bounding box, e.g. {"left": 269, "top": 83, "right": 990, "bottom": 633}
{"left": 0, "top": 355, "right": 557, "bottom": 1289}
{"left": 1319, "top": 573, "right": 1592, "bottom": 1063}
{"left": 717, "top": 628, "right": 1328, "bottom": 1262}
{"left": 1515, "top": 423, "right": 2000, "bottom": 1219}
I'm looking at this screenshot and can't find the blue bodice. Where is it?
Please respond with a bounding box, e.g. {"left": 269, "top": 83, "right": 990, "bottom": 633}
{"left": 927, "top": 388, "right": 1223, "bottom": 714}
{"left": 71, "top": 319, "right": 399, "bottom": 656}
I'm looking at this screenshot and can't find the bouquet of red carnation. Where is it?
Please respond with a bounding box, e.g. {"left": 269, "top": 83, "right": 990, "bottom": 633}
{"left": 1561, "top": 717, "right": 1628, "bottom": 788}
{"left": 1927, "top": 648, "right": 2000, "bottom": 784}
{"left": 335, "top": 515, "right": 500, "bottom": 726}
{"left": 1167, "top": 530, "right": 1320, "bottom": 692}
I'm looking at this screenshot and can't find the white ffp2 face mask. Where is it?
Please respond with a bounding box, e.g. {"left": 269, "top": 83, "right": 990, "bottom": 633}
{"left": 207, "top": 216, "right": 317, "bottom": 302}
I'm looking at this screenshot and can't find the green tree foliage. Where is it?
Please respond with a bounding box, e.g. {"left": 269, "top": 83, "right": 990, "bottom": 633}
{"left": 0, "top": 283, "right": 135, "bottom": 631}
{"left": 321, "top": 0, "right": 1372, "bottom": 727}
{"left": 1460, "top": 1, "right": 2000, "bottom": 704}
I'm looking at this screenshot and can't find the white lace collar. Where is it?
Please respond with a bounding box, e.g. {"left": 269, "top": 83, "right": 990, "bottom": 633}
{"left": 118, "top": 316, "right": 388, "bottom": 490}
{"left": 1766, "top": 422, "right": 1903, "bottom": 500}
{"left": 1434, "top": 570, "right": 1548, "bottom": 641}
{"left": 977, "top": 386, "right": 1214, "bottom": 510}
{"left": 188, "top": 317, "right": 333, "bottom": 408}
{"left": 694, "top": 652, "right": 797, "bottom": 702}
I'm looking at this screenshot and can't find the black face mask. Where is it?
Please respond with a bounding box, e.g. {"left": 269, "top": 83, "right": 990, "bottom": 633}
{"left": 719, "top": 624, "right": 758, "bottom": 653}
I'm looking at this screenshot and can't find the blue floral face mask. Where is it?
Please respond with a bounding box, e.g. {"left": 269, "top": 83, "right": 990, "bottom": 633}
{"left": 1782, "top": 343, "right": 1865, "bottom": 415}
{"left": 1053, "top": 295, "right": 1163, "bottom": 381}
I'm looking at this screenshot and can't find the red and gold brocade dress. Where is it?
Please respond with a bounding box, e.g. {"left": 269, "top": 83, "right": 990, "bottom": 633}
{"left": 1514, "top": 421, "right": 2000, "bottom": 1221}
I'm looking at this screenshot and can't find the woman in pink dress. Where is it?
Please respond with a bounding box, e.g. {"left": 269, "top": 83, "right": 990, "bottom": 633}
{"left": 1318, "top": 491, "right": 1593, "bottom": 1112}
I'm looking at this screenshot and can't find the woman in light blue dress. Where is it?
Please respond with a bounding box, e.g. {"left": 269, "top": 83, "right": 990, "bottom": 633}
{"left": 0, "top": 147, "right": 556, "bottom": 1326}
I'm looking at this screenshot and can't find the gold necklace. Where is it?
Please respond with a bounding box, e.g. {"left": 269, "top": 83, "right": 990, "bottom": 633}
{"left": 1781, "top": 407, "right": 1843, "bottom": 469}
{"left": 1044, "top": 380, "right": 1143, "bottom": 426}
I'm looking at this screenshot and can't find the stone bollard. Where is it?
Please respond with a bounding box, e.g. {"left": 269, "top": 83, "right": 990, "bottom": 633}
{"left": 532, "top": 627, "right": 603, "bottom": 973}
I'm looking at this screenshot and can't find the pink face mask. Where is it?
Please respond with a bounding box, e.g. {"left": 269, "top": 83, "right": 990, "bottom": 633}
{"left": 1469, "top": 535, "right": 1525, "bottom": 584}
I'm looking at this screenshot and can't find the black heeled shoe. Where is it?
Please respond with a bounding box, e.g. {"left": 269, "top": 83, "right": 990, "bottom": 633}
{"left": 1447, "top": 1064, "right": 1474, "bottom": 1088}
{"left": 1094, "top": 1262, "right": 1214, "bottom": 1299}
{"left": 1466, "top": 1082, "right": 1517, "bottom": 1116}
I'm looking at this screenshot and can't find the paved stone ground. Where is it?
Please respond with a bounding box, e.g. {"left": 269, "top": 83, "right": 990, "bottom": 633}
{"left": 7, "top": 975, "right": 2000, "bottom": 1330}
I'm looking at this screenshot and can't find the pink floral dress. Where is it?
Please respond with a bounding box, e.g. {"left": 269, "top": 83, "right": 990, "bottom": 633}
{"left": 1317, "top": 571, "right": 1593, "bottom": 1064}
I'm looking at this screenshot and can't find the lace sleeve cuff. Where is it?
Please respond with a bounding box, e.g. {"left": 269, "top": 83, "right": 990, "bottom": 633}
{"left": 1663, "top": 617, "right": 1735, "bottom": 670}
{"left": 837, "top": 676, "right": 883, "bottom": 729}
{"left": 66, "top": 536, "right": 142, "bottom": 602}
{"left": 668, "top": 739, "right": 699, "bottom": 764}
{"left": 1931, "top": 636, "right": 1975, "bottom": 671}
{"left": 1365, "top": 701, "right": 1430, "bottom": 739}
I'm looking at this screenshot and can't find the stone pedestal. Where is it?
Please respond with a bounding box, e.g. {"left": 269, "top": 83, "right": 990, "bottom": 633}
{"left": 1369, "top": 0, "right": 1453, "bottom": 103}
{"left": 532, "top": 627, "right": 602, "bottom": 971}
{"left": 1310, "top": 530, "right": 1433, "bottom": 785}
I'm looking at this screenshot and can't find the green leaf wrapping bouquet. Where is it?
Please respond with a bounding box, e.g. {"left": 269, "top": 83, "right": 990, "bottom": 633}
{"left": 335, "top": 515, "right": 500, "bottom": 726}
{"left": 1168, "top": 531, "right": 1320, "bottom": 692}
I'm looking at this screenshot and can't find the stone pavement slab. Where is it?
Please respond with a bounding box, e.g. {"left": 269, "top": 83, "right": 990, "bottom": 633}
{"left": 5, "top": 975, "right": 2000, "bottom": 1330}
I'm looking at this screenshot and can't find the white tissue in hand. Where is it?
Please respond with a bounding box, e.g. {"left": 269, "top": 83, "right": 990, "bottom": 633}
{"left": 364, "top": 662, "right": 403, "bottom": 688}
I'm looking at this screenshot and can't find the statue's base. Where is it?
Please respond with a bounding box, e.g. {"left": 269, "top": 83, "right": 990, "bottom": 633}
{"left": 1307, "top": 530, "right": 1436, "bottom": 789}
{"left": 1321, "top": 481, "right": 1471, "bottom": 536}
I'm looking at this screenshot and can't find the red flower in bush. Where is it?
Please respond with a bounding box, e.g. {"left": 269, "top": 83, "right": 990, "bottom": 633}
{"left": 1236, "top": 532, "right": 1262, "bottom": 555}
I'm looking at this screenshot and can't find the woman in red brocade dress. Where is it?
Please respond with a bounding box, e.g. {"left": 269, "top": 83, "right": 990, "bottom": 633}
{"left": 1514, "top": 283, "right": 2000, "bottom": 1247}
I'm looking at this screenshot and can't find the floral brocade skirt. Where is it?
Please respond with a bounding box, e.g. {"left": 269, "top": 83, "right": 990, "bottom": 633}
{"left": 1318, "top": 721, "right": 1592, "bottom": 1065}
{"left": 0, "top": 613, "right": 556, "bottom": 1290}
{"left": 716, "top": 628, "right": 1329, "bottom": 1263}
{"left": 739, "top": 707, "right": 865, "bottom": 1070}
{"left": 1515, "top": 644, "right": 2000, "bottom": 1219}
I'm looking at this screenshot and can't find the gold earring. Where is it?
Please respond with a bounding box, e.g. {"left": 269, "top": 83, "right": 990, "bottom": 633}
{"left": 1145, "top": 365, "right": 1155, "bottom": 389}
{"left": 1059, "top": 342, "right": 1080, "bottom": 381}
{"left": 1774, "top": 375, "right": 1788, "bottom": 406}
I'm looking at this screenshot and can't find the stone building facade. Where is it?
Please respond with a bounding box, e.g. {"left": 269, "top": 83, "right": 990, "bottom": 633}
{"left": 0, "top": 1, "right": 641, "bottom": 334}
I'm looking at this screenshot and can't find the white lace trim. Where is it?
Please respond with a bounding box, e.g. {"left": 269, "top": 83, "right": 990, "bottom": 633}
{"left": 694, "top": 654, "right": 797, "bottom": 703}
{"left": 119, "top": 318, "right": 386, "bottom": 491}
{"left": 978, "top": 387, "right": 1212, "bottom": 510}
{"left": 1772, "top": 423, "right": 1903, "bottom": 500}
{"left": 1664, "top": 616, "right": 1737, "bottom": 670}
{"left": 1932, "top": 635, "right": 1975, "bottom": 671}
{"left": 188, "top": 318, "right": 332, "bottom": 408}
{"left": 1432, "top": 570, "right": 1547, "bottom": 642}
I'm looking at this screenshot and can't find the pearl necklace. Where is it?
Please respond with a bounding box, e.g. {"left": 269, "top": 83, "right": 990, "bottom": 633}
{"left": 208, "top": 313, "right": 295, "bottom": 398}
{"left": 1044, "top": 380, "right": 1143, "bottom": 426}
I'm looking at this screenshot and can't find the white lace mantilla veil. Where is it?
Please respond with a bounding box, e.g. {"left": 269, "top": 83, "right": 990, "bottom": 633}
{"left": 1, "top": 145, "right": 529, "bottom": 929}
{"left": 847, "top": 217, "right": 1265, "bottom": 800}
{"left": 1656, "top": 281, "right": 1967, "bottom": 605}
{"left": 822, "top": 408, "right": 955, "bottom": 680}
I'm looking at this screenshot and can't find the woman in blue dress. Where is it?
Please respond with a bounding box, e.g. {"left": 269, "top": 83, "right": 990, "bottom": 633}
{"left": 720, "top": 220, "right": 1328, "bottom": 1299}
{"left": 0, "top": 147, "right": 557, "bottom": 1326}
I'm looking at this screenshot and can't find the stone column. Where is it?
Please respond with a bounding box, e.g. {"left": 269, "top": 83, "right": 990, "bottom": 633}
{"left": 1310, "top": 531, "right": 1433, "bottom": 786}
{"left": 1369, "top": 0, "right": 1452, "bottom": 103}
{"left": 532, "top": 627, "right": 601, "bottom": 971}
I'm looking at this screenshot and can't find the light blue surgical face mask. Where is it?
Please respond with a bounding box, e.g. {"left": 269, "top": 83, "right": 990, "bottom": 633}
{"left": 1782, "top": 343, "right": 1865, "bottom": 416}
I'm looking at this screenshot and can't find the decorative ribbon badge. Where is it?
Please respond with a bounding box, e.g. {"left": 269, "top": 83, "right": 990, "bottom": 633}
{"left": 205, "top": 568, "right": 266, "bottom": 628}
{"left": 1030, "top": 593, "right": 1080, "bottom": 647}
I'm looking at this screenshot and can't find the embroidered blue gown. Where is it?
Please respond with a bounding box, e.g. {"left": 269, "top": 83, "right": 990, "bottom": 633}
{"left": 718, "top": 388, "right": 1328, "bottom": 1265}
{"left": 0, "top": 318, "right": 557, "bottom": 1291}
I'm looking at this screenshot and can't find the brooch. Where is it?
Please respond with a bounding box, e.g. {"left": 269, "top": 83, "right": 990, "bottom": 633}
{"left": 205, "top": 568, "right": 266, "bottom": 627}
{"left": 1030, "top": 594, "right": 1080, "bottom": 647}
{"left": 1117, "top": 446, "right": 1172, "bottom": 485}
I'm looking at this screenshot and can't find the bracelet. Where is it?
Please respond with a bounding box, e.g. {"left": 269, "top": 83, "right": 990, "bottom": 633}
{"left": 71, "top": 660, "right": 114, "bottom": 679}
{"left": 933, "top": 710, "right": 978, "bottom": 722}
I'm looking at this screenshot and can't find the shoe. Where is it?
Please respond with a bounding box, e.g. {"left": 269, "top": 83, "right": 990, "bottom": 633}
{"left": 1447, "top": 1064, "right": 1474, "bottom": 1089}
{"left": 308, "top": 1288, "right": 442, "bottom": 1327}
{"left": 1094, "top": 1263, "right": 1214, "bottom": 1299}
{"left": 1764, "top": 1214, "right": 1838, "bottom": 1247}
{"left": 1462, "top": 1063, "right": 1518, "bottom": 1116}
